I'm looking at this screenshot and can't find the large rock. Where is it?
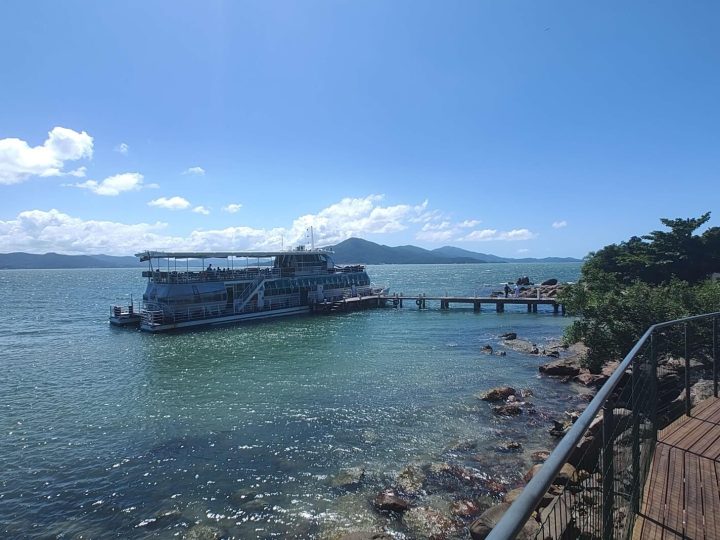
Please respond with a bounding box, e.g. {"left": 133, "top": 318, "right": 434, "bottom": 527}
{"left": 541, "top": 278, "right": 558, "bottom": 286}
{"left": 373, "top": 490, "right": 410, "bottom": 513}
{"left": 524, "top": 463, "right": 543, "bottom": 483}
{"left": 492, "top": 403, "right": 522, "bottom": 416}
{"left": 503, "top": 488, "right": 524, "bottom": 504}
{"left": 469, "top": 503, "right": 540, "bottom": 540}
{"left": 402, "top": 507, "right": 458, "bottom": 539}
{"left": 573, "top": 372, "right": 608, "bottom": 388}
{"left": 331, "top": 467, "right": 365, "bottom": 488}
{"left": 568, "top": 408, "right": 633, "bottom": 470}
{"left": 539, "top": 358, "right": 582, "bottom": 377}
{"left": 449, "top": 499, "right": 483, "bottom": 518}
{"left": 530, "top": 450, "right": 551, "bottom": 463}
{"left": 339, "top": 534, "right": 393, "bottom": 540}
{"left": 503, "top": 339, "right": 538, "bottom": 354}
{"left": 185, "top": 524, "right": 223, "bottom": 540}
{"left": 500, "top": 332, "right": 517, "bottom": 340}
{"left": 395, "top": 465, "right": 426, "bottom": 495}
{"left": 553, "top": 463, "right": 577, "bottom": 485}
{"left": 479, "top": 386, "right": 516, "bottom": 402}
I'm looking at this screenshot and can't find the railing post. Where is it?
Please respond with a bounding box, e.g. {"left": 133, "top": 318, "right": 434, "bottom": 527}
{"left": 602, "top": 400, "right": 615, "bottom": 540}
{"left": 650, "top": 332, "right": 658, "bottom": 438}
{"left": 631, "top": 356, "right": 640, "bottom": 514}
{"left": 685, "top": 322, "right": 691, "bottom": 417}
{"left": 714, "top": 316, "right": 718, "bottom": 398}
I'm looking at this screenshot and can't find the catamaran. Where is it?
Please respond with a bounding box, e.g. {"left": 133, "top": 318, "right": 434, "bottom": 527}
{"left": 113, "top": 247, "right": 382, "bottom": 332}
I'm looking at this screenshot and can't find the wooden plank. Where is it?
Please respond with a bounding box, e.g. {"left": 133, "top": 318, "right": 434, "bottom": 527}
{"left": 637, "top": 443, "right": 671, "bottom": 535}
{"left": 664, "top": 445, "right": 686, "bottom": 537}
{"left": 686, "top": 423, "right": 720, "bottom": 457}
{"left": 661, "top": 416, "right": 708, "bottom": 452}
{"left": 691, "top": 397, "right": 720, "bottom": 421}
{"left": 699, "top": 457, "right": 720, "bottom": 540}
{"left": 684, "top": 453, "right": 703, "bottom": 539}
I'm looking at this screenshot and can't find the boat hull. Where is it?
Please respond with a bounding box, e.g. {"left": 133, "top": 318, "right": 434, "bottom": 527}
{"left": 109, "top": 314, "right": 142, "bottom": 327}
{"left": 140, "top": 305, "right": 311, "bottom": 332}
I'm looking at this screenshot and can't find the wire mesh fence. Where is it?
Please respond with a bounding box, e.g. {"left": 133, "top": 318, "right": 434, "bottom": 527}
{"left": 487, "top": 313, "right": 720, "bottom": 540}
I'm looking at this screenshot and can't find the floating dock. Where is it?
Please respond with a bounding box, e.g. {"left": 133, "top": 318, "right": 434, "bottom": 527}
{"left": 312, "top": 294, "right": 565, "bottom": 315}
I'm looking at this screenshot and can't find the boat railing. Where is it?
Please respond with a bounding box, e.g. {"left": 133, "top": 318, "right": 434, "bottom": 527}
{"left": 143, "top": 267, "right": 282, "bottom": 284}
{"left": 333, "top": 265, "right": 366, "bottom": 273}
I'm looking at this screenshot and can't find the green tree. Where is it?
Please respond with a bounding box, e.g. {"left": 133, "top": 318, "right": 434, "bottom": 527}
{"left": 562, "top": 213, "right": 720, "bottom": 371}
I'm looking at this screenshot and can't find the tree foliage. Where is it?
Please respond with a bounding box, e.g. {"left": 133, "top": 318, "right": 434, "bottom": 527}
{"left": 561, "top": 213, "right": 720, "bottom": 372}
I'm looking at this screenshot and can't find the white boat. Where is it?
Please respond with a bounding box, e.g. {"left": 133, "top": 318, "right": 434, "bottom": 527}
{"left": 127, "top": 247, "right": 383, "bottom": 332}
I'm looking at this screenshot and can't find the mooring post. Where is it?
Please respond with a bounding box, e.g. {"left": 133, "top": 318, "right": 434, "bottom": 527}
{"left": 527, "top": 303, "right": 531, "bottom": 313}
{"left": 473, "top": 301, "right": 480, "bottom": 313}
{"left": 602, "top": 400, "right": 615, "bottom": 540}
{"left": 532, "top": 304, "right": 538, "bottom": 313}
{"left": 553, "top": 303, "right": 559, "bottom": 314}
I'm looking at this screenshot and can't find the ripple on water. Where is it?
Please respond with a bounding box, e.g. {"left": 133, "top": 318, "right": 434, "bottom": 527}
{"left": 0, "top": 264, "right": 581, "bottom": 537}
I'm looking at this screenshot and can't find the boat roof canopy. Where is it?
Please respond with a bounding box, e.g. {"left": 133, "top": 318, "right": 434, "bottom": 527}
{"left": 136, "top": 249, "right": 333, "bottom": 262}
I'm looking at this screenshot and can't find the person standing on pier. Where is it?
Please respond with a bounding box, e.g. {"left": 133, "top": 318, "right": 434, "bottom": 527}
{"left": 504, "top": 284, "right": 511, "bottom": 298}
{"left": 514, "top": 283, "right": 520, "bottom": 297}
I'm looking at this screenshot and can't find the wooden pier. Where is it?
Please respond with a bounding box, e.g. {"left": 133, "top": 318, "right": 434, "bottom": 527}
{"left": 312, "top": 294, "right": 564, "bottom": 315}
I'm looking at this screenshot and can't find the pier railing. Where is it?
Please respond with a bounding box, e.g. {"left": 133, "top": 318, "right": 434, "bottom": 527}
{"left": 487, "top": 312, "right": 719, "bottom": 540}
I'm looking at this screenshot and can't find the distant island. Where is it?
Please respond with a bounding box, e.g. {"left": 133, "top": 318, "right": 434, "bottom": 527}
{"left": 0, "top": 238, "right": 580, "bottom": 269}
{"left": 328, "top": 238, "right": 582, "bottom": 265}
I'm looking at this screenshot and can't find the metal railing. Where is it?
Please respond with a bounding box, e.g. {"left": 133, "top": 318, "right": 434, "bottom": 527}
{"left": 488, "top": 312, "right": 720, "bottom": 540}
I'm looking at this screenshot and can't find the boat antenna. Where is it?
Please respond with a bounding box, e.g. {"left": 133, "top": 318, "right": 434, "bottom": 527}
{"left": 310, "top": 226, "right": 315, "bottom": 251}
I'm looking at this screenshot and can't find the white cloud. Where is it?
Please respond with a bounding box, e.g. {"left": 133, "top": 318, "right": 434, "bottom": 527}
{"left": 0, "top": 209, "right": 170, "bottom": 255}
{"left": 183, "top": 166, "right": 205, "bottom": 176}
{"left": 192, "top": 206, "right": 210, "bottom": 215}
{"left": 114, "top": 143, "right": 129, "bottom": 155}
{"left": 517, "top": 248, "right": 530, "bottom": 253}
{"left": 148, "top": 196, "right": 191, "bottom": 210}
{"left": 70, "top": 172, "right": 146, "bottom": 196}
{"left": 0, "top": 209, "right": 273, "bottom": 255}
{"left": 0, "top": 127, "right": 93, "bottom": 184}
{"left": 0, "top": 195, "right": 444, "bottom": 255}
{"left": 223, "top": 203, "right": 243, "bottom": 213}
{"left": 552, "top": 220, "right": 568, "bottom": 229}
{"left": 286, "top": 195, "right": 431, "bottom": 246}
{"left": 416, "top": 229, "right": 455, "bottom": 242}
{"left": 460, "top": 228, "right": 537, "bottom": 242}
{"left": 458, "top": 219, "right": 481, "bottom": 228}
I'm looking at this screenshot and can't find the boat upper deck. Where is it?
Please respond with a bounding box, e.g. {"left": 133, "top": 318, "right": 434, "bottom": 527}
{"left": 142, "top": 264, "right": 367, "bottom": 284}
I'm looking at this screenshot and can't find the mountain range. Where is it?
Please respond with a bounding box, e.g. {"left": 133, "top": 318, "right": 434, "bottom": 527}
{"left": 0, "top": 239, "right": 581, "bottom": 269}
{"left": 327, "top": 238, "right": 581, "bottom": 264}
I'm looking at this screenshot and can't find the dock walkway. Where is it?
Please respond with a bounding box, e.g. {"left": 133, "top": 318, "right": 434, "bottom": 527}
{"left": 312, "top": 294, "right": 564, "bottom": 314}
{"left": 634, "top": 397, "right": 720, "bottom": 539}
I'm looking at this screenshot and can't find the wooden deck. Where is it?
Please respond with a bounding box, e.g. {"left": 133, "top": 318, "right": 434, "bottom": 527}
{"left": 634, "top": 397, "right": 720, "bottom": 539}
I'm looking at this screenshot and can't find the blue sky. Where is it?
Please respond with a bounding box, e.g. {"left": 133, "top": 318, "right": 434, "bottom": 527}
{"left": 1, "top": 1, "right": 718, "bottom": 258}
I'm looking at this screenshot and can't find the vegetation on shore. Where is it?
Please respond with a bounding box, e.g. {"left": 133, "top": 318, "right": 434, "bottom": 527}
{"left": 561, "top": 213, "right": 720, "bottom": 371}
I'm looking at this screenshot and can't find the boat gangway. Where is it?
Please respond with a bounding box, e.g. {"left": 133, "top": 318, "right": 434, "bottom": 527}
{"left": 486, "top": 312, "right": 720, "bottom": 540}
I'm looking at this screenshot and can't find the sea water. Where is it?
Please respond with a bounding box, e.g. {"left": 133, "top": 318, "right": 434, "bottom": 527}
{"left": 0, "top": 263, "right": 582, "bottom": 538}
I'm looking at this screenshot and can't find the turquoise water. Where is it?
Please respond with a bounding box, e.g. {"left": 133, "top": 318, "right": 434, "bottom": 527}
{"left": 0, "top": 263, "right": 582, "bottom": 538}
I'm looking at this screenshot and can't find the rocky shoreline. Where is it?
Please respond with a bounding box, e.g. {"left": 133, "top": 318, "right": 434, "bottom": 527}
{"left": 312, "top": 334, "right": 597, "bottom": 540}
{"left": 144, "top": 329, "right": 698, "bottom": 540}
